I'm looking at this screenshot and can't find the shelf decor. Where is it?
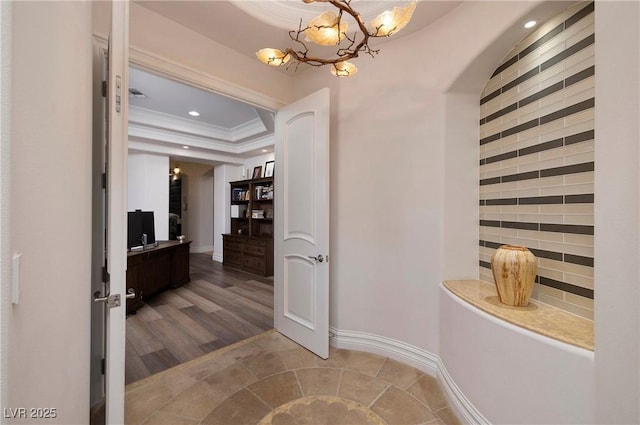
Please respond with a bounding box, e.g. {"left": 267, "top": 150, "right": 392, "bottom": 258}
{"left": 490, "top": 245, "right": 537, "bottom": 307}
{"left": 264, "top": 160, "right": 275, "bottom": 178}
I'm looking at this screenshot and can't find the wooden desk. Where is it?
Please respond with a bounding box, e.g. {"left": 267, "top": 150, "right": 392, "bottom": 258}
{"left": 126, "top": 240, "right": 191, "bottom": 313}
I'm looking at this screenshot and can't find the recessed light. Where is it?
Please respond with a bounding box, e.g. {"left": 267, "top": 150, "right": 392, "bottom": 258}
{"left": 261, "top": 149, "right": 269, "bottom": 153}
{"left": 524, "top": 20, "right": 537, "bottom": 29}
{"left": 188, "top": 111, "right": 200, "bottom": 117}
{"left": 182, "top": 146, "right": 189, "bottom": 149}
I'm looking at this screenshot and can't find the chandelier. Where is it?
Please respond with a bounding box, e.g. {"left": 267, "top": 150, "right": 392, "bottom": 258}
{"left": 256, "top": 0, "right": 417, "bottom": 77}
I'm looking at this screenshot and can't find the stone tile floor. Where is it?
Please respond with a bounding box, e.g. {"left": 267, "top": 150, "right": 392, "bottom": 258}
{"left": 125, "top": 330, "right": 462, "bottom": 425}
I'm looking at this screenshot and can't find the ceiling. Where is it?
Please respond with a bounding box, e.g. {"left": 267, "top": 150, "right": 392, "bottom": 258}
{"left": 127, "top": 1, "right": 573, "bottom": 165}
{"left": 128, "top": 1, "right": 461, "bottom": 164}
{"left": 135, "top": 1, "right": 462, "bottom": 67}
{"left": 128, "top": 66, "right": 275, "bottom": 162}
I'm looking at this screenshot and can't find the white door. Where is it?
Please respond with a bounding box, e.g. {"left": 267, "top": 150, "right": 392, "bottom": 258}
{"left": 101, "top": 2, "right": 129, "bottom": 423}
{"left": 275, "top": 88, "right": 330, "bottom": 359}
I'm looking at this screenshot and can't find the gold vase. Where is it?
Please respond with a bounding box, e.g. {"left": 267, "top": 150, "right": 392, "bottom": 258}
{"left": 490, "top": 245, "right": 537, "bottom": 307}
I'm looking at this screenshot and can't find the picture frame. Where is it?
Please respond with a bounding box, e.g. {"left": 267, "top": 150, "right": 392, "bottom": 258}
{"left": 252, "top": 166, "right": 263, "bottom": 179}
{"left": 264, "top": 160, "right": 275, "bottom": 178}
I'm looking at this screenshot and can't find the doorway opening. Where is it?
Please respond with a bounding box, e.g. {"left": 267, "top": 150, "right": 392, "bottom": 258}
{"left": 124, "top": 65, "right": 278, "bottom": 384}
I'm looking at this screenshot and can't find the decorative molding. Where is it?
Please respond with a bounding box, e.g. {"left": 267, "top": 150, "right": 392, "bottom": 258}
{"left": 127, "top": 139, "right": 244, "bottom": 165}
{"left": 129, "top": 106, "right": 269, "bottom": 144}
{"left": 231, "top": 118, "right": 270, "bottom": 142}
{"left": 189, "top": 245, "right": 214, "bottom": 254}
{"left": 128, "top": 122, "right": 237, "bottom": 153}
{"left": 129, "top": 123, "right": 274, "bottom": 157}
{"left": 92, "top": 34, "right": 287, "bottom": 111}
{"left": 130, "top": 106, "right": 235, "bottom": 141}
{"left": 212, "top": 250, "right": 223, "bottom": 263}
{"left": 236, "top": 133, "right": 276, "bottom": 154}
{"left": 330, "top": 326, "right": 489, "bottom": 425}
{"left": 436, "top": 357, "right": 491, "bottom": 425}
{"left": 329, "top": 327, "right": 438, "bottom": 376}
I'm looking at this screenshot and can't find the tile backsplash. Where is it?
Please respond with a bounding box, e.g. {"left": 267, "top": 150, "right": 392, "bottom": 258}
{"left": 478, "top": 2, "right": 595, "bottom": 320}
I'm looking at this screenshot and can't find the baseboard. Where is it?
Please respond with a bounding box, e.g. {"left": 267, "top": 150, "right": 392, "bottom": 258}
{"left": 329, "top": 326, "right": 489, "bottom": 425}
{"left": 190, "top": 245, "right": 213, "bottom": 254}
{"left": 212, "top": 251, "right": 223, "bottom": 263}
{"left": 329, "top": 327, "right": 438, "bottom": 377}
{"left": 436, "top": 357, "right": 491, "bottom": 425}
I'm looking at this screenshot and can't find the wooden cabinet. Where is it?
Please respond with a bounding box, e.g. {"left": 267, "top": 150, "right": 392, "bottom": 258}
{"left": 223, "top": 177, "right": 274, "bottom": 276}
{"left": 126, "top": 240, "right": 191, "bottom": 313}
{"left": 223, "top": 234, "right": 274, "bottom": 276}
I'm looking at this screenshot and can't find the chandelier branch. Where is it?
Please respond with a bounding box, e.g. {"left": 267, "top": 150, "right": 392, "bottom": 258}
{"left": 256, "top": 0, "right": 416, "bottom": 77}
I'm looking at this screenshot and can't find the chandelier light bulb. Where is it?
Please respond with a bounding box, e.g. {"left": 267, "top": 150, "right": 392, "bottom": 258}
{"left": 370, "top": 1, "right": 416, "bottom": 37}
{"left": 330, "top": 61, "right": 358, "bottom": 77}
{"left": 305, "top": 11, "right": 348, "bottom": 46}
{"left": 256, "top": 48, "right": 290, "bottom": 66}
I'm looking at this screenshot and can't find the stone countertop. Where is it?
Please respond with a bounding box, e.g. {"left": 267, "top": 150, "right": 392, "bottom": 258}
{"left": 443, "top": 279, "right": 594, "bottom": 351}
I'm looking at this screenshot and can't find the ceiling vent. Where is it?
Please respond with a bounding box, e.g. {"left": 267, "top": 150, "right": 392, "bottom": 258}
{"left": 129, "top": 88, "right": 147, "bottom": 99}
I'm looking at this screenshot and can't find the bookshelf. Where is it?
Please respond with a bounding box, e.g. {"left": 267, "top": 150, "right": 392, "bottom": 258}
{"left": 224, "top": 177, "right": 274, "bottom": 276}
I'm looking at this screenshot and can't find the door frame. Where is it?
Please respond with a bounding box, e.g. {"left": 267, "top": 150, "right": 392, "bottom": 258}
{"left": 0, "top": 0, "right": 11, "bottom": 413}
{"left": 93, "top": 29, "right": 300, "bottom": 370}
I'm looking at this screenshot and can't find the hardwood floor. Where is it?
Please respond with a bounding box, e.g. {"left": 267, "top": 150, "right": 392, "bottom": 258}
{"left": 125, "top": 253, "right": 274, "bottom": 384}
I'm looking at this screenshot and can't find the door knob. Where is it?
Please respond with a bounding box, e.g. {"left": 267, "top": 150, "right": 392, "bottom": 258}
{"left": 125, "top": 288, "right": 136, "bottom": 299}
{"left": 93, "top": 291, "right": 122, "bottom": 308}
{"left": 308, "top": 254, "right": 324, "bottom": 263}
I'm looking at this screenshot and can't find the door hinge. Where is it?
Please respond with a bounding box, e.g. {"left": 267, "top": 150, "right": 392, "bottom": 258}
{"left": 101, "top": 358, "right": 105, "bottom": 375}
{"left": 102, "top": 266, "right": 110, "bottom": 283}
{"left": 101, "top": 81, "right": 107, "bottom": 98}
{"left": 101, "top": 173, "right": 107, "bottom": 189}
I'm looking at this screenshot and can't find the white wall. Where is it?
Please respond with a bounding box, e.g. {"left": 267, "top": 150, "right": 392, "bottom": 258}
{"left": 594, "top": 2, "right": 640, "bottom": 422}
{"left": 293, "top": 1, "right": 539, "bottom": 356}
{"left": 440, "top": 285, "right": 595, "bottom": 424}
{"left": 7, "top": 2, "right": 92, "bottom": 423}
{"left": 245, "top": 152, "right": 275, "bottom": 179}
{"left": 128, "top": 152, "right": 169, "bottom": 241}
{"left": 210, "top": 153, "right": 272, "bottom": 262}
{"left": 173, "top": 161, "right": 215, "bottom": 252}
{"left": 212, "top": 164, "right": 243, "bottom": 262}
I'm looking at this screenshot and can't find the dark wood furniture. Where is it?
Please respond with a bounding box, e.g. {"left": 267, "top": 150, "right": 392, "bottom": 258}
{"left": 126, "top": 240, "right": 191, "bottom": 313}
{"left": 222, "top": 234, "right": 274, "bottom": 276}
{"left": 223, "top": 177, "right": 274, "bottom": 276}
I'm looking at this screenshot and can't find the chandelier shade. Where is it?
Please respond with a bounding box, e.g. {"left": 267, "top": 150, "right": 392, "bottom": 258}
{"left": 330, "top": 61, "right": 357, "bottom": 77}
{"left": 369, "top": 1, "right": 416, "bottom": 37}
{"left": 256, "top": 0, "right": 417, "bottom": 77}
{"left": 256, "top": 48, "right": 291, "bottom": 66}
{"left": 304, "top": 11, "right": 348, "bottom": 46}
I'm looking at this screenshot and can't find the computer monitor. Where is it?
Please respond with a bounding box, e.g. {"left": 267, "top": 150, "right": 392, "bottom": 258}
{"left": 127, "top": 210, "right": 156, "bottom": 249}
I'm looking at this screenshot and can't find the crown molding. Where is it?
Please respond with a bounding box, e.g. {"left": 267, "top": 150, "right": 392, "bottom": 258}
{"left": 231, "top": 116, "right": 271, "bottom": 142}
{"left": 236, "top": 133, "right": 275, "bottom": 154}
{"left": 128, "top": 139, "right": 244, "bottom": 165}
{"left": 93, "top": 34, "right": 287, "bottom": 111}
{"left": 129, "top": 122, "right": 274, "bottom": 157}
{"left": 129, "top": 106, "right": 233, "bottom": 140}
{"left": 129, "top": 105, "right": 269, "bottom": 144}
{"left": 128, "top": 122, "right": 237, "bottom": 153}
